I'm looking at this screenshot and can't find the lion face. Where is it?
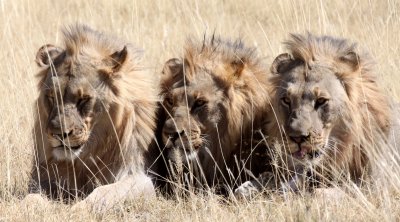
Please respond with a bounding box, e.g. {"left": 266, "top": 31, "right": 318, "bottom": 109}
{"left": 271, "top": 53, "right": 349, "bottom": 163}
{"left": 161, "top": 60, "right": 226, "bottom": 163}
{"left": 42, "top": 62, "right": 99, "bottom": 161}
{"left": 36, "top": 43, "right": 129, "bottom": 161}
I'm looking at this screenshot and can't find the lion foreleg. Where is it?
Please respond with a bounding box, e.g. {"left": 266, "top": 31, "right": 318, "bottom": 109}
{"left": 72, "top": 173, "right": 155, "bottom": 212}
{"left": 234, "top": 167, "right": 309, "bottom": 198}
{"left": 234, "top": 171, "right": 276, "bottom": 198}
{"left": 280, "top": 172, "right": 304, "bottom": 193}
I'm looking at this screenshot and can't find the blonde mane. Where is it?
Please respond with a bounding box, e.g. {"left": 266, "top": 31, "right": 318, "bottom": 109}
{"left": 31, "top": 24, "right": 158, "bottom": 199}
{"left": 159, "top": 36, "right": 273, "bottom": 188}
{"left": 184, "top": 37, "right": 272, "bottom": 143}
{"left": 268, "top": 33, "right": 391, "bottom": 180}
{"left": 284, "top": 33, "right": 390, "bottom": 143}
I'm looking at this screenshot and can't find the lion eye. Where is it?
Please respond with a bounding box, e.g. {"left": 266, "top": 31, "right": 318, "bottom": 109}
{"left": 47, "top": 96, "right": 55, "bottom": 105}
{"left": 281, "top": 97, "right": 291, "bottom": 107}
{"left": 78, "top": 97, "right": 91, "bottom": 108}
{"left": 165, "top": 97, "right": 174, "bottom": 107}
{"left": 192, "top": 99, "right": 207, "bottom": 111}
{"left": 315, "top": 97, "right": 328, "bottom": 108}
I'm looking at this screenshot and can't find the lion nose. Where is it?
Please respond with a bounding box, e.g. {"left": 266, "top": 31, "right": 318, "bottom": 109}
{"left": 52, "top": 130, "right": 73, "bottom": 139}
{"left": 169, "top": 129, "right": 185, "bottom": 143}
{"left": 289, "top": 135, "right": 309, "bottom": 144}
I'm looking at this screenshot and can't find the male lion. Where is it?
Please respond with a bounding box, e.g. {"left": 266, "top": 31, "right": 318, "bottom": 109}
{"left": 29, "top": 24, "right": 158, "bottom": 210}
{"left": 156, "top": 36, "right": 273, "bottom": 193}
{"left": 235, "top": 33, "right": 391, "bottom": 196}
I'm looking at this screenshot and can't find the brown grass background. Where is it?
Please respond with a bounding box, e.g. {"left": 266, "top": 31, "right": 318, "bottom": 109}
{"left": 1, "top": 0, "right": 400, "bottom": 221}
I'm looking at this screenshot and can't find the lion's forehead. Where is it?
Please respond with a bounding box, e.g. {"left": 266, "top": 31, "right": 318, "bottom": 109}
{"left": 284, "top": 81, "right": 321, "bottom": 98}
{"left": 282, "top": 68, "right": 341, "bottom": 98}
{"left": 48, "top": 53, "right": 103, "bottom": 76}
{"left": 170, "top": 91, "right": 219, "bottom": 108}
{"left": 43, "top": 75, "right": 67, "bottom": 94}
{"left": 44, "top": 73, "right": 99, "bottom": 98}
{"left": 170, "top": 79, "right": 222, "bottom": 99}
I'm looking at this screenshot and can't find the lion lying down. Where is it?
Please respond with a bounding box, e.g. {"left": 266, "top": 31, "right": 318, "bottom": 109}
{"left": 28, "top": 24, "right": 158, "bottom": 210}
{"left": 235, "top": 33, "right": 393, "bottom": 197}
{"left": 152, "top": 36, "right": 273, "bottom": 194}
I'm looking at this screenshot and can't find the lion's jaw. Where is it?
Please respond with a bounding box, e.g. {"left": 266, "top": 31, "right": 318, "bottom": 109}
{"left": 162, "top": 118, "right": 204, "bottom": 163}
{"left": 52, "top": 146, "right": 83, "bottom": 161}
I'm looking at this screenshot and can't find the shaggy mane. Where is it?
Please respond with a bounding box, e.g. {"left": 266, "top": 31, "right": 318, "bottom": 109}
{"left": 181, "top": 35, "right": 272, "bottom": 140}
{"left": 30, "top": 24, "right": 158, "bottom": 199}
{"left": 270, "top": 33, "right": 392, "bottom": 180}
{"left": 184, "top": 35, "right": 259, "bottom": 69}
{"left": 160, "top": 35, "right": 273, "bottom": 188}
{"left": 62, "top": 24, "right": 140, "bottom": 59}
{"left": 284, "top": 33, "right": 390, "bottom": 136}
{"left": 285, "top": 33, "right": 358, "bottom": 65}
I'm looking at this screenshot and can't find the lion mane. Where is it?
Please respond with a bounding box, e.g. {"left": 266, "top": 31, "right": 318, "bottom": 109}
{"left": 270, "top": 33, "right": 391, "bottom": 185}
{"left": 235, "top": 33, "right": 392, "bottom": 197}
{"left": 29, "top": 24, "right": 158, "bottom": 208}
{"left": 155, "top": 36, "right": 273, "bottom": 191}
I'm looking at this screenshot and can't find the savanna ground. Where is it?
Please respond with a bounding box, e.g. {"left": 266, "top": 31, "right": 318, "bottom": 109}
{"left": 1, "top": 0, "right": 400, "bottom": 221}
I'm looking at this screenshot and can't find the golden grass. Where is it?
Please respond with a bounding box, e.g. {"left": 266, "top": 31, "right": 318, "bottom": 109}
{"left": 1, "top": 0, "right": 400, "bottom": 221}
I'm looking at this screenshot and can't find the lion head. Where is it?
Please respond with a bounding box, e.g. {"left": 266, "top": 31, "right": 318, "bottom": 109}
{"left": 159, "top": 37, "right": 272, "bottom": 186}
{"left": 30, "top": 24, "right": 158, "bottom": 198}
{"left": 269, "top": 33, "right": 391, "bottom": 179}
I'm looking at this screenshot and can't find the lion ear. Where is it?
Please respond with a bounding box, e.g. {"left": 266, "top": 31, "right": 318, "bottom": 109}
{"left": 338, "top": 51, "right": 361, "bottom": 72}
{"left": 162, "top": 58, "right": 183, "bottom": 78}
{"left": 109, "top": 46, "right": 129, "bottom": 72}
{"left": 270, "top": 53, "right": 295, "bottom": 74}
{"left": 35, "top": 44, "right": 64, "bottom": 67}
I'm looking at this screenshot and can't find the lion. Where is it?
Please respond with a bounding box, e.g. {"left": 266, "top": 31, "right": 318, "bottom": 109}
{"left": 155, "top": 36, "right": 273, "bottom": 193}
{"left": 235, "top": 33, "right": 392, "bottom": 197}
{"left": 28, "top": 24, "right": 158, "bottom": 210}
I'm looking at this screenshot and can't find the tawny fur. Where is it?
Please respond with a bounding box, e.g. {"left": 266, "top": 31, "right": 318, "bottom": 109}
{"left": 158, "top": 36, "right": 273, "bottom": 190}
{"left": 30, "top": 24, "right": 158, "bottom": 202}
{"left": 270, "top": 33, "right": 391, "bottom": 182}
{"left": 235, "top": 33, "right": 392, "bottom": 198}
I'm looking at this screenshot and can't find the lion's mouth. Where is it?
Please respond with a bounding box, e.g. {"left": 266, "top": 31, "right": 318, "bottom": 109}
{"left": 167, "top": 146, "right": 200, "bottom": 164}
{"left": 292, "top": 144, "right": 321, "bottom": 160}
{"left": 167, "top": 142, "right": 202, "bottom": 152}
{"left": 54, "top": 144, "right": 83, "bottom": 150}
{"left": 49, "top": 133, "right": 88, "bottom": 151}
{"left": 52, "top": 144, "right": 84, "bottom": 161}
{"left": 164, "top": 136, "right": 203, "bottom": 163}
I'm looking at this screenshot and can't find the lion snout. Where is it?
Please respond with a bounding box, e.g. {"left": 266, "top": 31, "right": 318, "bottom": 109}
{"left": 167, "top": 129, "right": 185, "bottom": 145}
{"left": 48, "top": 125, "right": 86, "bottom": 138}
{"left": 49, "top": 129, "right": 73, "bottom": 140}
{"left": 162, "top": 118, "right": 204, "bottom": 152}
{"left": 47, "top": 124, "right": 89, "bottom": 149}
{"left": 162, "top": 119, "right": 186, "bottom": 144}
{"left": 289, "top": 135, "right": 310, "bottom": 144}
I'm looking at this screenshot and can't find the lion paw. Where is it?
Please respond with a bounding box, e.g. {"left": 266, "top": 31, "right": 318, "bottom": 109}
{"left": 234, "top": 181, "right": 260, "bottom": 199}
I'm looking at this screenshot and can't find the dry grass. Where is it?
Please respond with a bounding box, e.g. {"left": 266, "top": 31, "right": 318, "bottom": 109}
{"left": 1, "top": 0, "right": 400, "bottom": 221}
